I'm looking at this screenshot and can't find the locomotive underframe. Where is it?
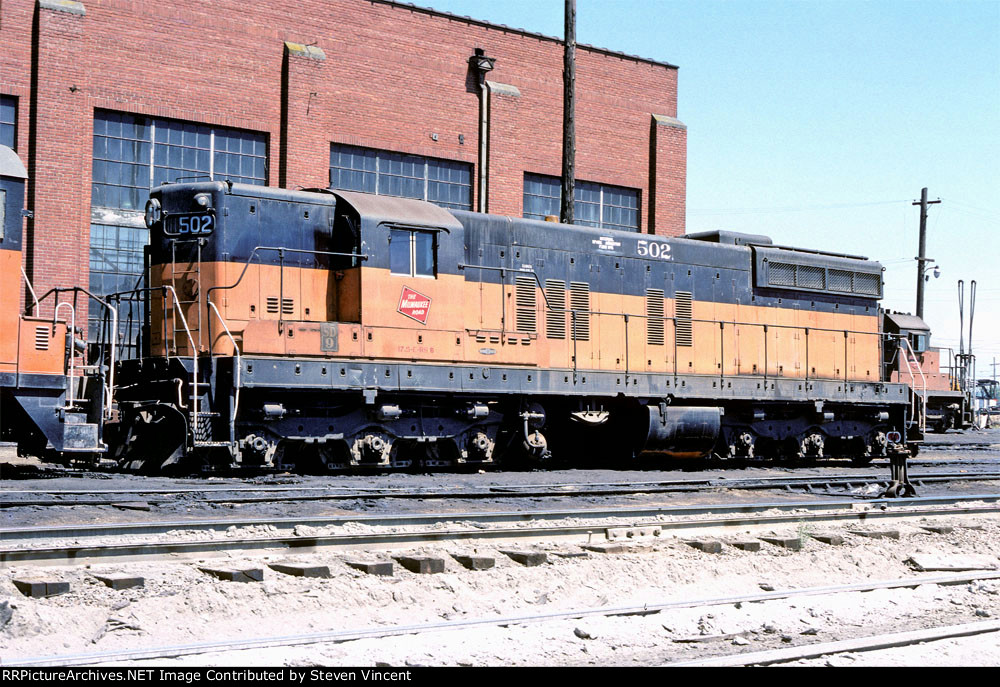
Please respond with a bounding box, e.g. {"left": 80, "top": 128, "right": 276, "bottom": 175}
{"left": 108, "top": 354, "right": 912, "bottom": 473}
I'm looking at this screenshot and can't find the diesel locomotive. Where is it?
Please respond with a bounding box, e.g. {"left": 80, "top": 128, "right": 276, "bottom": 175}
{"left": 102, "top": 179, "right": 921, "bottom": 474}
{"left": 0, "top": 144, "right": 929, "bottom": 482}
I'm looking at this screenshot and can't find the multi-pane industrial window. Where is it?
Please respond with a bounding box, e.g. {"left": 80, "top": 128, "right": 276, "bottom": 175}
{"left": 0, "top": 95, "right": 16, "bottom": 150}
{"left": 92, "top": 110, "right": 267, "bottom": 211}
{"left": 389, "top": 228, "right": 436, "bottom": 277}
{"left": 329, "top": 144, "right": 472, "bottom": 211}
{"left": 87, "top": 223, "right": 149, "bottom": 344}
{"left": 89, "top": 110, "right": 267, "bottom": 346}
{"left": 523, "top": 173, "right": 640, "bottom": 232}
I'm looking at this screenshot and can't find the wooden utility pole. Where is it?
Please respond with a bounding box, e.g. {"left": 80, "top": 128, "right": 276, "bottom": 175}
{"left": 913, "top": 187, "right": 941, "bottom": 319}
{"left": 560, "top": 0, "right": 576, "bottom": 224}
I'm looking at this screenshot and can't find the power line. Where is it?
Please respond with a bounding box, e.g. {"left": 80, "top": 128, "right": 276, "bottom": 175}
{"left": 939, "top": 197, "right": 1000, "bottom": 219}
{"left": 688, "top": 199, "right": 910, "bottom": 216}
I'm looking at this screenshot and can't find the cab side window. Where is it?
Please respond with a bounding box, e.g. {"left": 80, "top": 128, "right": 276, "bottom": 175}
{"left": 389, "top": 228, "right": 436, "bottom": 278}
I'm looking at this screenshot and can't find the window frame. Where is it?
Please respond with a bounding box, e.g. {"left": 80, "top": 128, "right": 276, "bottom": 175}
{"left": 330, "top": 143, "right": 472, "bottom": 211}
{"left": 0, "top": 95, "right": 16, "bottom": 151}
{"left": 389, "top": 227, "right": 437, "bottom": 279}
{"left": 92, "top": 110, "right": 267, "bottom": 212}
{"left": 522, "top": 172, "right": 641, "bottom": 232}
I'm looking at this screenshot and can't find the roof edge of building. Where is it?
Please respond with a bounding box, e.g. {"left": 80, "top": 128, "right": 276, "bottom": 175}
{"left": 373, "top": 0, "right": 679, "bottom": 71}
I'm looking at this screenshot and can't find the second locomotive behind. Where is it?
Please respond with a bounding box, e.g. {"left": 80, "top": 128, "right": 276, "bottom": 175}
{"left": 104, "top": 181, "right": 915, "bottom": 472}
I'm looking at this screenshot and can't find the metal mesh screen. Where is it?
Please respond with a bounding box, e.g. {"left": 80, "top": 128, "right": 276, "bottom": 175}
{"left": 768, "top": 262, "right": 796, "bottom": 287}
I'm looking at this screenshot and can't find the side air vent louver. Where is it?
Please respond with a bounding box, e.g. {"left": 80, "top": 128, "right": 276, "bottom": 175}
{"left": 569, "top": 281, "right": 590, "bottom": 342}
{"left": 675, "top": 291, "right": 693, "bottom": 347}
{"left": 515, "top": 275, "right": 536, "bottom": 333}
{"left": 544, "top": 279, "right": 566, "bottom": 340}
{"left": 646, "top": 288, "right": 665, "bottom": 346}
{"left": 266, "top": 297, "right": 294, "bottom": 314}
{"left": 34, "top": 326, "right": 49, "bottom": 351}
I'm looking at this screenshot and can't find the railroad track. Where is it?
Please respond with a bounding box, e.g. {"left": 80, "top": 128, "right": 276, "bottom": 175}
{"left": 4, "top": 470, "right": 999, "bottom": 508}
{"left": 8, "top": 571, "right": 1000, "bottom": 667}
{"left": 672, "top": 620, "right": 1000, "bottom": 666}
{"left": 4, "top": 493, "right": 998, "bottom": 565}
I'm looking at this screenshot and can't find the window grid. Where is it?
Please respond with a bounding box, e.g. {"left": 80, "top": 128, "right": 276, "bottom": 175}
{"left": 1, "top": 95, "right": 16, "bottom": 150}
{"left": 91, "top": 110, "right": 267, "bottom": 348}
{"left": 87, "top": 223, "right": 148, "bottom": 347}
{"left": 93, "top": 110, "right": 266, "bottom": 212}
{"left": 329, "top": 143, "right": 471, "bottom": 211}
{"left": 522, "top": 173, "right": 640, "bottom": 232}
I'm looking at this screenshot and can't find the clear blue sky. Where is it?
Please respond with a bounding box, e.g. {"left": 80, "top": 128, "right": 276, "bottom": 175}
{"left": 415, "top": 0, "right": 1000, "bottom": 374}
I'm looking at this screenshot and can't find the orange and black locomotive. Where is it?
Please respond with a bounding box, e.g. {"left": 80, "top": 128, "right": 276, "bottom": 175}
{"left": 96, "top": 180, "right": 917, "bottom": 473}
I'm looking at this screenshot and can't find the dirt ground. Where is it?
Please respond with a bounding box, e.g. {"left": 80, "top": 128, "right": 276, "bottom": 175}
{"left": 2, "top": 511, "right": 998, "bottom": 666}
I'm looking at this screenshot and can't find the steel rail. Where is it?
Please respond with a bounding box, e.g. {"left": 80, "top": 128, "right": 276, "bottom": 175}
{"left": 671, "top": 620, "right": 1000, "bottom": 667}
{"left": 3, "top": 492, "right": 998, "bottom": 542}
{"left": 2, "top": 500, "right": 997, "bottom": 565}
{"left": 7, "top": 571, "right": 1000, "bottom": 667}
{"left": 3, "top": 471, "right": 999, "bottom": 508}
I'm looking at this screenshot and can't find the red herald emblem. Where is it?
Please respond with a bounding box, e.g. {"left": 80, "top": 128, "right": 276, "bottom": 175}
{"left": 397, "top": 286, "right": 432, "bottom": 325}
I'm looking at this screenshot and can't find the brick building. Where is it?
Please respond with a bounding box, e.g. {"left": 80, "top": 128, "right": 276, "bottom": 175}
{"left": 0, "top": 0, "right": 686, "bottom": 339}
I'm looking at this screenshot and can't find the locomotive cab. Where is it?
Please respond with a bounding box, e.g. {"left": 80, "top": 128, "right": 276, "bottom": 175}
{"left": 882, "top": 311, "right": 971, "bottom": 432}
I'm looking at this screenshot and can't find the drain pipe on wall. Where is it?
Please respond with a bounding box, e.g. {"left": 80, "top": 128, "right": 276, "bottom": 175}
{"left": 469, "top": 49, "right": 496, "bottom": 213}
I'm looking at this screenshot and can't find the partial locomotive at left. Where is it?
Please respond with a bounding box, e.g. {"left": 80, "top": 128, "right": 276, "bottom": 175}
{"left": 1, "top": 143, "right": 929, "bottom": 473}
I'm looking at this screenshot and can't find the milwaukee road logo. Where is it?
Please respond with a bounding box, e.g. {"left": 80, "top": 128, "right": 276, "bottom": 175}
{"left": 397, "top": 286, "right": 432, "bottom": 325}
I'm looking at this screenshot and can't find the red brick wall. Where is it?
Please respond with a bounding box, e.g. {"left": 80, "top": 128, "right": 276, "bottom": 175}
{"left": 0, "top": 0, "right": 686, "bottom": 307}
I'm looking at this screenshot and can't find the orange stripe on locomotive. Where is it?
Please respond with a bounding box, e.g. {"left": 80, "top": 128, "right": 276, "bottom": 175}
{"left": 148, "top": 259, "right": 881, "bottom": 384}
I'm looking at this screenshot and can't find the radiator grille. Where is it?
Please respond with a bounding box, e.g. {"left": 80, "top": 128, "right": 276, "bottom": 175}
{"left": 829, "top": 268, "right": 853, "bottom": 292}
{"left": 569, "top": 281, "right": 590, "bottom": 341}
{"left": 854, "top": 272, "right": 881, "bottom": 296}
{"left": 646, "top": 288, "right": 665, "bottom": 346}
{"left": 544, "top": 279, "right": 566, "bottom": 339}
{"left": 768, "top": 262, "right": 880, "bottom": 297}
{"left": 515, "top": 275, "right": 537, "bottom": 333}
{"left": 675, "top": 291, "right": 693, "bottom": 347}
{"left": 769, "top": 262, "right": 796, "bottom": 287}
{"left": 797, "top": 264, "right": 825, "bottom": 290}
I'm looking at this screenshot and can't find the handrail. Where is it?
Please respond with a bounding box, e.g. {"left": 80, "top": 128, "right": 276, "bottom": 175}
{"left": 899, "top": 337, "right": 928, "bottom": 433}
{"left": 457, "top": 263, "right": 884, "bottom": 337}
{"left": 20, "top": 265, "right": 39, "bottom": 311}
{"left": 53, "top": 302, "right": 76, "bottom": 408}
{"left": 159, "top": 284, "right": 199, "bottom": 439}
{"left": 204, "top": 245, "right": 368, "bottom": 344}
{"left": 207, "top": 300, "right": 241, "bottom": 447}
{"left": 456, "top": 263, "right": 892, "bottom": 384}
{"left": 25, "top": 286, "right": 118, "bottom": 420}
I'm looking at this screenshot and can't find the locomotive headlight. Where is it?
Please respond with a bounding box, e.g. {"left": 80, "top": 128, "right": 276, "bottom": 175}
{"left": 194, "top": 193, "right": 212, "bottom": 208}
{"left": 144, "top": 198, "right": 161, "bottom": 228}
